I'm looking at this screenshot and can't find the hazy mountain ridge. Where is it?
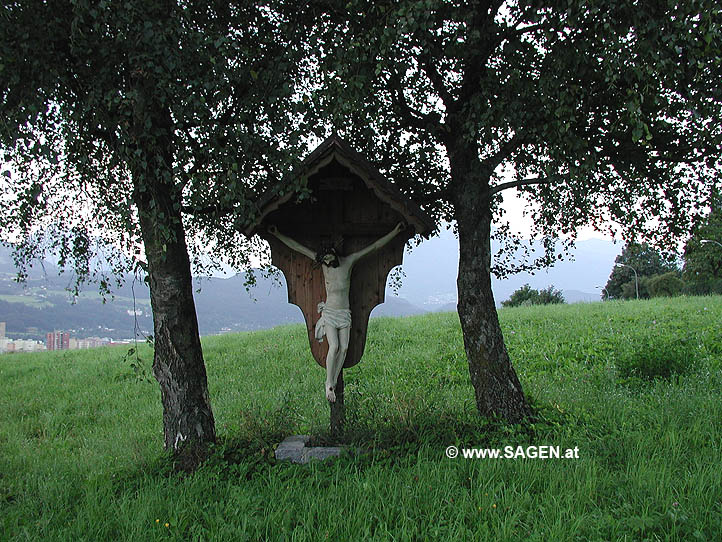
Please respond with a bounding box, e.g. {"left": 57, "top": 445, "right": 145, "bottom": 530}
{"left": 0, "top": 236, "right": 620, "bottom": 340}
{"left": 0, "top": 252, "right": 427, "bottom": 340}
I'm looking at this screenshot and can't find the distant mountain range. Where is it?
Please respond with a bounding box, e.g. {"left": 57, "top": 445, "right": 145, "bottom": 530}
{"left": 0, "top": 247, "right": 427, "bottom": 340}
{"left": 0, "top": 234, "right": 622, "bottom": 340}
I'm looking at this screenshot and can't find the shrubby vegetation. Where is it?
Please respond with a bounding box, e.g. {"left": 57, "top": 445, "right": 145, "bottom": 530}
{"left": 604, "top": 224, "right": 722, "bottom": 300}
{"left": 502, "top": 284, "right": 565, "bottom": 307}
{"left": 647, "top": 272, "right": 685, "bottom": 298}
{"left": 682, "top": 277, "right": 722, "bottom": 296}
{"left": 604, "top": 243, "right": 679, "bottom": 300}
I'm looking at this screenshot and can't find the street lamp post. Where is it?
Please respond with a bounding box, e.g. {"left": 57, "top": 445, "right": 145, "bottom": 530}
{"left": 615, "top": 263, "right": 639, "bottom": 300}
{"left": 595, "top": 285, "right": 609, "bottom": 300}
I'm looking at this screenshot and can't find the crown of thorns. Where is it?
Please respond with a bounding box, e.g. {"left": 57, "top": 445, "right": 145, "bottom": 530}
{"left": 315, "top": 236, "right": 343, "bottom": 263}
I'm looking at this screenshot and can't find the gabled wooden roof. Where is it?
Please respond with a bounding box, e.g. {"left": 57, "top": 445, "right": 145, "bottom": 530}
{"left": 245, "top": 134, "right": 435, "bottom": 237}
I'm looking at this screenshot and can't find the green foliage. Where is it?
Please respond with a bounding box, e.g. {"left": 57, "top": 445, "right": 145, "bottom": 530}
{"left": 537, "top": 285, "right": 566, "bottom": 306}
{"left": 619, "top": 275, "right": 647, "bottom": 300}
{"left": 2, "top": 297, "right": 721, "bottom": 540}
{"left": 502, "top": 284, "right": 536, "bottom": 307}
{"left": 683, "top": 193, "right": 722, "bottom": 289}
{"left": 502, "top": 284, "right": 565, "bottom": 307}
{"left": 0, "top": 0, "right": 308, "bottom": 285}
{"left": 616, "top": 334, "right": 698, "bottom": 381}
{"left": 604, "top": 243, "right": 679, "bottom": 299}
{"left": 682, "top": 278, "right": 722, "bottom": 296}
{"left": 648, "top": 272, "right": 684, "bottom": 298}
{"left": 313, "top": 0, "right": 722, "bottom": 272}
{"left": 1, "top": 0, "right": 321, "bottom": 454}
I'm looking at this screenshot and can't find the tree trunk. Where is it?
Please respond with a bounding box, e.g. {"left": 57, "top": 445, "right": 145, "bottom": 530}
{"left": 450, "top": 152, "right": 531, "bottom": 423}
{"left": 140, "top": 210, "right": 216, "bottom": 454}
{"left": 131, "top": 101, "right": 216, "bottom": 462}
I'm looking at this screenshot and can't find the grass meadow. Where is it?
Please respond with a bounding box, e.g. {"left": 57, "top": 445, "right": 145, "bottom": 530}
{"left": 1, "top": 296, "right": 721, "bottom": 541}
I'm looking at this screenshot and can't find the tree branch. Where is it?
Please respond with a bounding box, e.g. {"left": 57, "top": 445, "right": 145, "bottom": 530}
{"left": 482, "top": 132, "right": 529, "bottom": 169}
{"left": 457, "top": 2, "right": 505, "bottom": 103}
{"left": 388, "top": 70, "right": 443, "bottom": 137}
{"left": 413, "top": 30, "right": 455, "bottom": 110}
{"left": 505, "top": 22, "right": 553, "bottom": 40}
{"left": 181, "top": 204, "right": 238, "bottom": 216}
{"left": 488, "top": 174, "right": 563, "bottom": 196}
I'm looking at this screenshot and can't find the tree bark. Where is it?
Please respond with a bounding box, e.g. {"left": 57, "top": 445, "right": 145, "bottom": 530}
{"left": 131, "top": 98, "right": 216, "bottom": 461}
{"left": 138, "top": 201, "right": 216, "bottom": 456}
{"left": 449, "top": 148, "right": 531, "bottom": 423}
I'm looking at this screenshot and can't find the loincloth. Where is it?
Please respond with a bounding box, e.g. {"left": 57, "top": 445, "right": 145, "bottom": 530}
{"left": 314, "top": 302, "right": 351, "bottom": 342}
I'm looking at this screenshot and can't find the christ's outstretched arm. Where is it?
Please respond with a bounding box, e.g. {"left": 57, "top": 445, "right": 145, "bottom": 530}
{"left": 268, "top": 225, "right": 316, "bottom": 260}
{"left": 346, "top": 222, "right": 405, "bottom": 265}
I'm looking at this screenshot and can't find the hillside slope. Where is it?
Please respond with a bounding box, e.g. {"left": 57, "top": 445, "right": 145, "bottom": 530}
{"left": 1, "top": 296, "right": 720, "bottom": 540}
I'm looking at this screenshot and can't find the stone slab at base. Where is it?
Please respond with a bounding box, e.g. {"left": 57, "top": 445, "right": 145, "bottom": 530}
{"left": 275, "top": 435, "right": 346, "bottom": 464}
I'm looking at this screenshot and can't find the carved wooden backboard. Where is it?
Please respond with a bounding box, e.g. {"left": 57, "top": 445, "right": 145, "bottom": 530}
{"left": 257, "top": 158, "right": 413, "bottom": 369}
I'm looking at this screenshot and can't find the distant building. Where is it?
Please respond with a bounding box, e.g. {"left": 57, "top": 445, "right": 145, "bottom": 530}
{"left": 72, "top": 337, "right": 109, "bottom": 349}
{"left": 46, "top": 331, "right": 70, "bottom": 351}
{"left": 0, "top": 321, "right": 5, "bottom": 339}
{"left": 13, "top": 339, "right": 44, "bottom": 353}
{"left": 0, "top": 338, "right": 44, "bottom": 354}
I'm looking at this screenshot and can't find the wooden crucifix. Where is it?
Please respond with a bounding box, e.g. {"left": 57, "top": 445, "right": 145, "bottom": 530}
{"left": 245, "top": 135, "right": 433, "bottom": 429}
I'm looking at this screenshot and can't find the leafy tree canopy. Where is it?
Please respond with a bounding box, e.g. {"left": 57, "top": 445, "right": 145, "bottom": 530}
{"left": 0, "top": 0, "right": 308, "bottom": 289}
{"left": 604, "top": 243, "right": 679, "bottom": 299}
{"left": 312, "top": 0, "right": 722, "bottom": 271}
{"left": 683, "top": 192, "right": 722, "bottom": 283}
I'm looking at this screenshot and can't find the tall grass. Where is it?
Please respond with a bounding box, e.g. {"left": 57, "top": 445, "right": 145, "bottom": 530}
{"left": 1, "top": 296, "right": 720, "bottom": 540}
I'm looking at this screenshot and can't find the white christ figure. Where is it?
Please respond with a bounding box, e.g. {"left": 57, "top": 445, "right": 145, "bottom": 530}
{"left": 268, "top": 222, "right": 405, "bottom": 402}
